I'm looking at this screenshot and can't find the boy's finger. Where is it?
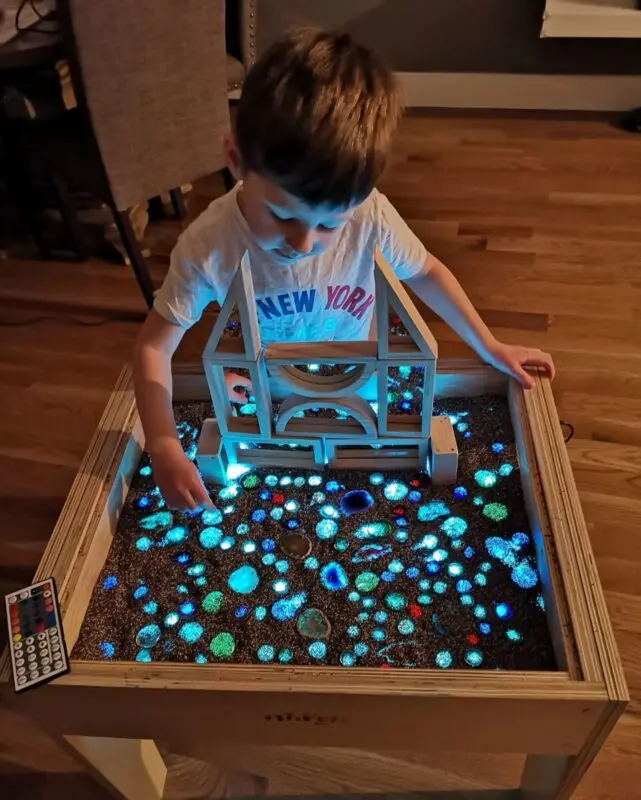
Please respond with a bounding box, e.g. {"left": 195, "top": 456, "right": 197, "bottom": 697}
{"left": 191, "top": 478, "right": 213, "bottom": 509}
{"left": 515, "top": 366, "right": 535, "bottom": 390}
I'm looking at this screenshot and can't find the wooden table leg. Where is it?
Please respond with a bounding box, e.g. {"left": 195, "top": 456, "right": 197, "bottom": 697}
{"left": 62, "top": 736, "right": 167, "bottom": 800}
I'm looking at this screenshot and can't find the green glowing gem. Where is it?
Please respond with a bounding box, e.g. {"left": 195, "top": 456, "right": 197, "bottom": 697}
{"left": 209, "top": 632, "right": 235, "bottom": 659}
{"left": 355, "top": 571, "right": 379, "bottom": 592}
{"left": 241, "top": 474, "right": 260, "bottom": 489}
{"left": 483, "top": 502, "right": 509, "bottom": 522}
{"left": 202, "top": 591, "right": 224, "bottom": 613}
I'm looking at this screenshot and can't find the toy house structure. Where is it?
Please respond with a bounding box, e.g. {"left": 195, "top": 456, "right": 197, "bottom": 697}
{"left": 196, "top": 248, "right": 458, "bottom": 484}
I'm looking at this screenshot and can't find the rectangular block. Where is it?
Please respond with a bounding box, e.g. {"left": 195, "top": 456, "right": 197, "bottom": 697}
{"left": 429, "top": 415, "right": 459, "bottom": 485}
{"left": 195, "top": 418, "right": 229, "bottom": 485}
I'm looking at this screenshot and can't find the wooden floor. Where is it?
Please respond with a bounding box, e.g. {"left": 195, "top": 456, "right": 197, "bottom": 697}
{"left": 0, "top": 114, "right": 640, "bottom": 798}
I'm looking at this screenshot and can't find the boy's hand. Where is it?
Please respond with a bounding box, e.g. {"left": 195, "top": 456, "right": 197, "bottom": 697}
{"left": 150, "top": 438, "right": 213, "bottom": 512}
{"left": 225, "top": 371, "right": 253, "bottom": 403}
{"left": 485, "top": 341, "right": 555, "bottom": 390}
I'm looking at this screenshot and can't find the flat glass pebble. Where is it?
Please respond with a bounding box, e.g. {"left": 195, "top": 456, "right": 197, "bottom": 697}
{"left": 210, "top": 632, "right": 235, "bottom": 659}
{"left": 136, "top": 624, "right": 161, "bottom": 649}
{"left": 257, "top": 644, "right": 275, "bottom": 662}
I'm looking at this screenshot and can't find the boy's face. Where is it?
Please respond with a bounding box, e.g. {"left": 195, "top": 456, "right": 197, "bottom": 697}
{"left": 227, "top": 136, "right": 360, "bottom": 264}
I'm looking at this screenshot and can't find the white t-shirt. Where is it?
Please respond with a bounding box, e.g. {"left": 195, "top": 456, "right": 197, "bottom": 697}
{"left": 153, "top": 184, "right": 428, "bottom": 343}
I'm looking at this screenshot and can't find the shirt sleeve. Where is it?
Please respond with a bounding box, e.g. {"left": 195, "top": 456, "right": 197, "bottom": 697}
{"left": 153, "top": 236, "right": 218, "bottom": 329}
{"left": 376, "top": 192, "right": 428, "bottom": 281}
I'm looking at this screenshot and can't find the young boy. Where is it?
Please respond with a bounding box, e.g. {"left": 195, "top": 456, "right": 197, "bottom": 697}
{"left": 134, "top": 28, "right": 554, "bottom": 511}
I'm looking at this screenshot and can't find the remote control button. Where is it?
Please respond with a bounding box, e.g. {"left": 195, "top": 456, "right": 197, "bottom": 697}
{"left": 17, "top": 676, "right": 26, "bottom": 685}
{"left": 25, "top": 636, "right": 34, "bottom": 645}
{"left": 43, "top": 590, "right": 52, "bottom": 598}
{"left": 51, "top": 645, "right": 61, "bottom": 654}
{"left": 13, "top": 640, "right": 22, "bottom": 649}
{"left": 38, "top": 642, "right": 47, "bottom": 650}
{"left": 12, "top": 635, "right": 22, "bottom": 644}
{"left": 37, "top": 632, "right": 46, "bottom": 640}
{"left": 53, "top": 660, "right": 63, "bottom": 669}
{"left": 42, "top": 665, "right": 52, "bottom": 674}
{"left": 41, "top": 657, "right": 50, "bottom": 666}
{"left": 8, "top": 595, "right": 17, "bottom": 604}
{"left": 28, "top": 653, "right": 37, "bottom": 663}
{"left": 17, "top": 667, "right": 26, "bottom": 676}
{"left": 19, "top": 591, "right": 29, "bottom": 600}
{"left": 50, "top": 635, "right": 59, "bottom": 644}
{"left": 16, "top": 658, "right": 25, "bottom": 667}
{"left": 50, "top": 626, "right": 58, "bottom": 635}
{"left": 26, "top": 645, "right": 35, "bottom": 654}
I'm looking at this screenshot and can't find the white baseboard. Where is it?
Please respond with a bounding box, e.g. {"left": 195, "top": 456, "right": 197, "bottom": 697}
{"left": 396, "top": 71, "right": 641, "bottom": 112}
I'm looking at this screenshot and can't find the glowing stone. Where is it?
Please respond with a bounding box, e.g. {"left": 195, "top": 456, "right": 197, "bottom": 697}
{"left": 448, "top": 563, "right": 463, "bottom": 577}
{"left": 210, "top": 632, "right": 235, "bottom": 659}
{"left": 479, "top": 623, "right": 491, "bottom": 634}
{"left": 257, "top": 644, "right": 275, "bottom": 662}
{"left": 417, "top": 501, "right": 450, "bottom": 522}
{"left": 457, "top": 579, "right": 472, "bottom": 593}
{"left": 100, "top": 641, "right": 115, "bottom": 658}
{"left": 465, "top": 649, "right": 484, "bottom": 667}
{"left": 320, "top": 562, "right": 349, "bottom": 591}
{"left": 434, "top": 581, "right": 448, "bottom": 594}
{"left": 435, "top": 650, "right": 452, "bottom": 668}
{"left": 507, "top": 629, "right": 522, "bottom": 642}
{"left": 316, "top": 519, "right": 338, "bottom": 539}
{"left": 340, "top": 490, "right": 374, "bottom": 515}
{"left": 187, "top": 564, "right": 205, "bottom": 576}
{"left": 202, "top": 508, "right": 223, "bottom": 525}
{"left": 417, "top": 594, "right": 432, "bottom": 605}
{"left": 133, "top": 586, "right": 148, "bottom": 600}
{"left": 271, "top": 592, "right": 307, "bottom": 622}
{"left": 251, "top": 509, "right": 267, "bottom": 523}
{"left": 475, "top": 573, "right": 487, "bottom": 586}
{"left": 279, "top": 648, "right": 293, "bottom": 663}
{"left": 355, "top": 571, "right": 379, "bottom": 592}
{"left": 441, "top": 517, "right": 468, "bottom": 538}
{"left": 179, "top": 622, "right": 203, "bottom": 643}
{"left": 512, "top": 532, "right": 530, "bottom": 548}
{"left": 297, "top": 608, "right": 331, "bottom": 639}
{"left": 139, "top": 465, "right": 152, "bottom": 476}
{"left": 353, "top": 543, "right": 392, "bottom": 562}
{"left": 304, "top": 556, "right": 319, "bottom": 570}
{"left": 136, "top": 649, "right": 151, "bottom": 662}
{"left": 236, "top": 523, "right": 250, "bottom": 535}
{"left": 495, "top": 602, "right": 513, "bottom": 620}
{"left": 280, "top": 532, "right": 311, "bottom": 559}
{"left": 308, "top": 475, "right": 323, "bottom": 486}
{"left": 164, "top": 612, "right": 179, "bottom": 627}
{"left": 492, "top": 442, "right": 504, "bottom": 453}
{"left": 341, "top": 651, "right": 356, "bottom": 666}
{"left": 179, "top": 601, "right": 194, "bottom": 615}
{"left": 241, "top": 473, "right": 260, "bottom": 489}
{"left": 262, "top": 554, "right": 276, "bottom": 566}
{"left": 499, "top": 463, "right": 514, "bottom": 477}
{"left": 228, "top": 565, "right": 259, "bottom": 594}
{"left": 454, "top": 486, "right": 468, "bottom": 499}
{"left": 202, "top": 591, "right": 224, "bottom": 613}
{"left": 537, "top": 594, "right": 545, "bottom": 611}
{"left": 218, "top": 483, "right": 239, "bottom": 501}
{"left": 309, "top": 641, "right": 327, "bottom": 659}
{"left": 474, "top": 605, "right": 487, "bottom": 619}
{"left": 384, "top": 481, "right": 409, "bottom": 501}
{"left": 163, "top": 527, "right": 187, "bottom": 545}
{"left": 320, "top": 504, "right": 339, "bottom": 520}
{"left": 242, "top": 541, "right": 256, "bottom": 554}
{"left": 369, "top": 473, "right": 384, "bottom": 486}
{"left": 139, "top": 511, "right": 172, "bottom": 530}
{"left": 432, "top": 548, "right": 448, "bottom": 562}
{"left": 486, "top": 537, "right": 518, "bottom": 567}
{"left": 136, "top": 536, "right": 153, "bottom": 551}
{"left": 194, "top": 653, "right": 208, "bottom": 664}
{"left": 143, "top": 601, "right": 158, "bottom": 614}
{"left": 483, "top": 503, "right": 509, "bottom": 522}
{"left": 255, "top": 606, "right": 267, "bottom": 621}
{"left": 102, "top": 576, "right": 117, "bottom": 590}
{"left": 412, "top": 534, "right": 438, "bottom": 551}
{"left": 272, "top": 579, "right": 289, "bottom": 594}
{"left": 398, "top": 619, "right": 415, "bottom": 635}
{"left": 385, "top": 592, "right": 407, "bottom": 610}
{"left": 136, "top": 624, "right": 161, "bottom": 649}
{"left": 354, "top": 522, "right": 391, "bottom": 539}
{"left": 199, "top": 527, "right": 223, "bottom": 548}
{"left": 512, "top": 561, "right": 539, "bottom": 589}
{"left": 475, "top": 470, "right": 497, "bottom": 488}
{"left": 372, "top": 628, "right": 386, "bottom": 642}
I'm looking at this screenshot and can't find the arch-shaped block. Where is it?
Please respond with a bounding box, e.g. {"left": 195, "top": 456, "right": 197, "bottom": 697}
{"left": 275, "top": 394, "right": 377, "bottom": 438}
{"left": 270, "top": 362, "right": 376, "bottom": 399}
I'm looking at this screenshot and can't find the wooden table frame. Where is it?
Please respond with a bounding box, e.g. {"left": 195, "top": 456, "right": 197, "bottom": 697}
{"left": 0, "top": 361, "right": 628, "bottom": 800}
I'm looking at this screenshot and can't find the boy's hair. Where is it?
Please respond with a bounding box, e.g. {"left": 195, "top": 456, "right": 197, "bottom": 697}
{"left": 234, "top": 27, "right": 401, "bottom": 208}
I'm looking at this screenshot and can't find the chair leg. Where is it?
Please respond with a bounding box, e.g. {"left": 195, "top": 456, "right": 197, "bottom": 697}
{"left": 110, "top": 206, "right": 155, "bottom": 308}
{"left": 221, "top": 167, "right": 236, "bottom": 193}
{"left": 169, "top": 187, "right": 187, "bottom": 220}
{"left": 49, "top": 171, "right": 88, "bottom": 262}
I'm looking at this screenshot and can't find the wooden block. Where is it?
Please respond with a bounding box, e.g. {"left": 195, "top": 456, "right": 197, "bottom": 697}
{"left": 228, "top": 437, "right": 325, "bottom": 469}
{"left": 264, "top": 341, "right": 377, "bottom": 363}
{"left": 268, "top": 362, "right": 376, "bottom": 399}
{"left": 203, "top": 361, "right": 271, "bottom": 438}
{"left": 195, "top": 419, "right": 229, "bottom": 485}
{"left": 326, "top": 437, "right": 428, "bottom": 470}
{"left": 429, "top": 415, "right": 459, "bottom": 485}
{"left": 276, "top": 394, "right": 377, "bottom": 437}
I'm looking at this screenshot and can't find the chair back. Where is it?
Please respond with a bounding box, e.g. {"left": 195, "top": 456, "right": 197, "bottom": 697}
{"left": 61, "top": 0, "right": 230, "bottom": 210}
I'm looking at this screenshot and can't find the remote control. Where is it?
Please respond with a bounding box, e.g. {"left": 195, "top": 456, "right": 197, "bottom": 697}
{"left": 5, "top": 577, "right": 69, "bottom": 693}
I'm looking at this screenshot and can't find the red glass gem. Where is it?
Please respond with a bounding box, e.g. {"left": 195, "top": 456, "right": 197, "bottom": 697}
{"left": 410, "top": 479, "right": 421, "bottom": 488}
{"left": 392, "top": 505, "right": 406, "bottom": 516}
{"left": 409, "top": 603, "right": 421, "bottom": 619}
{"left": 272, "top": 493, "right": 285, "bottom": 505}
{"left": 467, "top": 634, "right": 479, "bottom": 645}
{"left": 380, "top": 663, "right": 391, "bottom": 669}
{"left": 392, "top": 316, "right": 401, "bottom": 326}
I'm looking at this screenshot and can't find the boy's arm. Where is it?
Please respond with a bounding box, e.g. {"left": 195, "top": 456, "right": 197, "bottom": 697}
{"left": 405, "top": 254, "right": 555, "bottom": 389}
{"left": 133, "top": 309, "right": 212, "bottom": 510}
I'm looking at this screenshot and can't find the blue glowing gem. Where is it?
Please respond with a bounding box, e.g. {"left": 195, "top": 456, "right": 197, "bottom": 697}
{"left": 354, "top": 522, "right": 392, "bottom": 540}
{"left": 320, "top": 504, "right": 339, "bottom": 520}
{"left": 102, "top": 575, "right": 117, "bottom": 590}
{"left": 304, "top": 556, "right": 319, "bottom": 569}
{"left": 199, "top": 527, "right": 223, "bottom": 549}
{"left": 474, "top": 605, "right": 487, "bottom": 619}
{"left": 408, "top": 491, "right": 422, "bottom": 504}
{"left": 240, "top": 402, "right": 257, "bottom": 416}
{"left": 448, "top": 563, "right": 463, "bottom": 577}
{"left": 308, "top": 475, "right": 323, "bottom": 486}
{"left": 218, "top": 483, "right": 239, "bottom": 501}
{"left": 139, "top": 511, "right": 172, "bottom": 530}
{"left": 405, "top": 567, "right": 420, "bottom": 579}
{"left": 512, "top": 560, "right": 539, "bottom": 589}
{"left": 433, "top": 581, "right": 448, "bottom": 594}
{"left": 432, "top": 548, "right": 448, "bottom": 562}
{"left": 262, "top": 538, "right": 276, "bottom": 552}
{"left": 194, "top": 653, "right": 208, "bottom": 664}
{"left": 479, "top": 622, "right": 491, "bottom": 635}
{"left": 228, "top": 565, "right": 260, "bottom": 594}
{"left": 381, "top": 571, "right": 395, "bottom": 582}
{"left": 242, "top": 541, "right": 256, "bottom": 554}
{"left": 372, "top": 628, "right": 386, "bottom": 642}
{"left": 340, "top": 490, "right": 374, "bottom": 516}
{"left": 163, "top": 526, "right": 187, "bottom": 545}
{"left": 187, "top": 564, "right": 205, "bottom": 577}
{"left": 341, "top": 651, "right": 356, "bottom": 666}
{"left": 427, "top": 562, "right": 441, "bottom": 574}
{"left": 133, "top": 585, "right": 148, "bottom": 600}
{"left": 347, "top": 625, "right": 360, "bottom": 637}
{"left": 465, "top": 649, "right": 484, "bottom": 667}
{"left": 388, "top": 559, "right": 404, "bottom": 574}
{"left": 492, "top": 442, "right": 504, "bottom": 453}
{"left": 164, "top": 612, "right": 179, "bottom": 626}
{"left": 362, "top": 596, "right": 375, "bottom": 608}
{"left": 507, "top": 629, "right": 522, "bottom": 642}
{"left": 179, "top": 622, "right": 204, "bottom": 643}
{"left": 460, "top": 594, "right": 473, "bottom": 606}
{"left": 475, "top": 573, "right": 487, "bottom": 587}
{"left": 385, "top": 592, "right": 407, "bottom": 610}
{"left": 286, "top": 519, "right": 300, "bottom": 530}
{"left": 255, "top": 606, "right": 267, "bottom": 621}
{"left": 383, "top": 481, "right": 409, "bottom": 501}
{"left": 259, "top": 490, "right": 271, "bottom": 501}
{"left": 270, "top": 507, "right": 284, "bottom": 521}
{"left": 257, "top": 644, "right": 275, "bottom": 662}
{"left": 143, "top": 601, "right": 158, "bottom": 614}
{"left": 464, "top": 546, "right": 475, "bottom": 558}
{"left": 325, "top": 480, "right": 341, "bottom": 493}
{"left": 139, "top": 465, "right": 152, "bottom": 476}
{"left": 475, "top": 470, "right": 497, "bottom": 488}
{"left": 348, "top": 591, "right": 361, "bottom": 602}
{"left": 495, "top": 602, "right": 513, "bottom": 620}
{"left": 537, "top": 594, "right": 545, "bottom": 611}
{"left": 99, "top": 641, "right": 115, "bottom": 658}
{"left": 456, "top": 579, "right": 472, "bottom": 593}
{"left": 235, "top": 605, "right": 249, "bottom": 619}
{"left": 316, "top": 519, "right": 338, "bottom": 540}
{"left": 279, "top": 648, "right": 293, "bottom": 663}
{"left": 499, "top": 463, "right": 514, "bottom": 477}
{"left": 369, "top": 473, "right": 384, "bottom": 486}
{"left": 374, "top": 611, "right": 388, "bottom": 623}
{"left": 220, "top": 536, "right": 236, "bottom": 550}
{"left": 136, "top": 536, "right": 153, "bottom": 552}
{"left": 179, "top": 601, "right": 195, "bottom": 616}
{"left": 486, "top": 536, "right": 517, "bottom": 567}
{"left": 320, "top": 562, "right": 349, "bottom": 591}
{"left": 137, "top": 496, "right": 151, "bottom": 509}
{"left": 512, "top": 532, "right": 530, "bottom": 548}
{"left": 398, "top": 619, "right": 415, "bottom": 635}
{"left": 136, "top": 649, "right": 152, "bottom": 662}
{"left": 473, "top": 496, "right": 484, "bottom": 506}
{"left": 435, "top": 650, "right": 452, "bottom": 668}
{"left": 454, "top": 486, "right": 468, "bottom": 499}
{"left": 175, "top": 552, "right": 190, "bottom": 564}
{"left": 251, "top": 509, "right": 267, "bottom": 523}
{"left": 236, "top": 523, "right": 250, "bottom": 536}
{"left": 440, "top": 517, "right": 468, "bottom": 538}
{"left": 309, "top": 641, "right": 327, "bottom": 659}
{"left": 271, "top": 592, "right": 307, "bottom": 621}
{"left": 417, "top": 594, "right": 432, "bottom": 605}
{"left": 275, "top": 559, "right": 289, "bottom": 574}
{"left": 418, "top": 579, "right": 431, "bottom": 590}
{"left": 136, "top": 624, "right": 161, "bottom": 648}
{"left": 273, "top": 579, "right": 288, "bottom": 594}
{"left": 354, "top": 642, "right": 368, "bottom": 657}
{"left": 413, "top": 534, "right": 438, "bottom": 552}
